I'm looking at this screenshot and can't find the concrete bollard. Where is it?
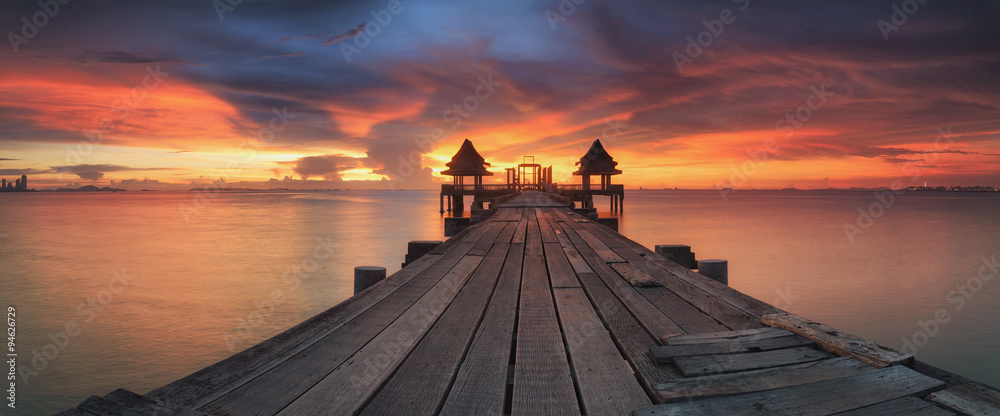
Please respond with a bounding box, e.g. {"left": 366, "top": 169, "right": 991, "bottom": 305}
{"left": 655, "top": 244, "right": 696, "bottom": 269}
{"left": 403, "top": 240, "right": 442, "bottom": 267}
{"left": 444, "top": 217, "right": 472, "bottom": 237}
{"left": 588, "top": 212, "right": 600, "bottom": 221}
{"left": 697, "top": 259, "right": 728, "bottom": 285}
{"left": 354, "top": 266, "right": 386, "bottom": 294}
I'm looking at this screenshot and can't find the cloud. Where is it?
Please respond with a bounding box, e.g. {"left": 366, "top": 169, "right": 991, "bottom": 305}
{"left": 321, "top": 23, "right": 368, "bottom": 45}
{"left": 49, "top": 164, "right": 171, "bottom": 181}
{"left": 0, "top": 168, "right": 45, "bottom": 175}
{"left": 73, "top": 50, "right": 201, "bottom": 66}
{"left": 291, "top": 155, "right": 364, "bottom": 180}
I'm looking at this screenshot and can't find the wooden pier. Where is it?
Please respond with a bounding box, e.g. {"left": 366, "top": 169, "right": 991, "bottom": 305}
{"left": 60, "top": 192, "right": 1000, "bottom": 415}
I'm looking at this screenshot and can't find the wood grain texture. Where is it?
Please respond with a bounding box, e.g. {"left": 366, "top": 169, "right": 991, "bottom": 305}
{"left": 837, "top": 396, "right": 955, "bottom": 416}
{"left": 553, "top": 288, "right": 652, "bottom": 414}
{"left": 544, "top": 241, "right": 581, "bottom": 288}
{"left": 927, "top": 383, "right": 1000, "bottom": 416}
{"left": 276, "top": 255, "right": 485, "bottom": 416}
{"left": 761, "top": 312, "right": 912, "bottom": 368}
{"left": 634, "top": 365, "right": 946, "bottom": 416}
{"left": 440, "top": 243, "right": 525, "bottom": 416}
{"left": 609, "top": 262, "right": 661, "bottom": 287}
{"left": 673, "top": 346, "right": 832, "bottom": 377}
{"left": 360, "top": 238, "right": 511, "bottom": 415}
{"left": 203, "top": 241, "right": 483, "bottom": 415}
{"left": 651, "top": 334, "right": 815, "bottom": 364}
{"left": 556, "top": 220, "right": 685, "bottom": 342}
{"left": 149, "top": 241, "right": 460, "bottom": 408}
{"left": 663, "top": 328, "right": 792, "bottom": 345}
{"left": 653, "top": 357, "right": 874, "bottom": 403}
{"left": 511, "top": 216, "right": 580, "bottom": 416}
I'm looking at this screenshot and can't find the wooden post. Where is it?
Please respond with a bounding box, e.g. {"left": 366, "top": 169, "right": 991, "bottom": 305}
{"left": 354, "top": 266, "right": 386, "bottom": 294}
{"left": 655, "top": 244, "right": 696, "bottom": 269}
{"left": 697, "top": 259, "right": 728, "bottom": 285}
{"left": 403, "top": 240, "right": 442, "bottom": 267}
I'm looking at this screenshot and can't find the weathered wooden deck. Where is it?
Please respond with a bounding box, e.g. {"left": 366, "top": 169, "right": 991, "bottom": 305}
{"left": 60, "top": 192, "right": 1000, "bottom": 415}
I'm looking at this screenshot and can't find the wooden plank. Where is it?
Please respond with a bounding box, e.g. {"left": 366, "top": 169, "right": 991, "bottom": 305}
{"left": 762, "top": 312, "right": 912, "bottom": 368}
{"left": 838, "top": 396, "right": 955, "bottom": 416}
{"left": 554, "top": 227, "right": 592, "bottom": 275}
{"left": 927, "top": 383, "right": 1000, "bottom": 416}
{"left": 429, "top": 217, "right": 498, "bottom": 254}
{"left": 511, "top": 212, "right": 528, "bottom": 244}
{"left": 102, "top": 389, "right": 211, "bottom": 415}
{"left": 556, "top": 220, "right": 686, "bottom": 342}
{"left": 575, "top": 228, "right": 625, "bottom": 263}
{"left": 468, "top": 221, "right": 505, "bottom": 256}
{"left": 575, "top": 220, "right": 762, "bottom": 331}
{"left": 553, "top": 288, "right": 652, "bottom": 414}
{"left": 276, "top": 255, "right": 485, "bottom": 415}
{"left": 52, "top": 409, "right": 93, "bottom": 416}
{"left": 147, "top": 235, "right": 470, "bottom": 408}
{"left": 548, "top": 214, "right": 682, "bottom": 393}
{"left": 653, "top": 357, "right": 874, "bottom": 403}
{"left": 544, "top": 242, "right": 581, "bottom": 288}
{"left": 651, "top": 334, "right": 815, "bottom": 363}
{"left": 77, "top": 395, "right": 150, "bottom": 416}
{"left": 440, "top": 243, "right": 524, "bottom": 416}
{"left": 674, "top": 346, "right": 832, "bottom": 377}
{"left": 604, "top": 229, "right": 782, "bottom": 319}
{"left": 609, "top": 262, "right": 661, "bottom": 287}
{"left": 664, "top": 327, "right": 792, "bottom": 345}
{"left": 613, "top": 245, "right": 762, "bottom": 330}
{"left": 360, "top": 240, "right": 511, "bottom": 415}
{"left": 634, "top": 365, "right": 946, "bottom": 416}
{"left": 910, "top": 360, "right": 980, "bottom": 389}
{"left": 201, "top": 240, "right": 483, "bottom": 415}
{"left": 536, "top": 207, "right": 554, "bottom": 220}
{"left": 536, "top": 217, "right": 559, "bottom": 244}
{"left": 512, "top": 217, "right": 580, "bottom": 415}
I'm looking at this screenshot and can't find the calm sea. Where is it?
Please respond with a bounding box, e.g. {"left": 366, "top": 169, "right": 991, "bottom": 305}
{"left": 0, "top": 189, "right": 997, "bottom": 414}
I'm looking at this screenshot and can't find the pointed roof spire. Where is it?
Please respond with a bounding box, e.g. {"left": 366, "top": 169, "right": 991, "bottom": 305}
{"left": 573, "top": 139, "right": 622, "bottom": 175}
{"left": 441, "top": 139, "right": 494, "bottom": 176}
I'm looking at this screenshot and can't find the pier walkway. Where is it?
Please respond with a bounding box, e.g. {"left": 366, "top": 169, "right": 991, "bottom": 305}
{"left": 60, "top": 192, "right": 999, "bottom": 415}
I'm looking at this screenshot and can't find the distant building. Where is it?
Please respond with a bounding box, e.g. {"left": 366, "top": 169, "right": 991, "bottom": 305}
{"left": 1, "top": 174, "right": 31, "bottom": 192}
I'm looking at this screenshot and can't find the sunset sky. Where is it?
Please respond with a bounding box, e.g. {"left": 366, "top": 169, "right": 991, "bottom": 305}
{"left": 1, "top": 0, "right": 998, "bottom": 190}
